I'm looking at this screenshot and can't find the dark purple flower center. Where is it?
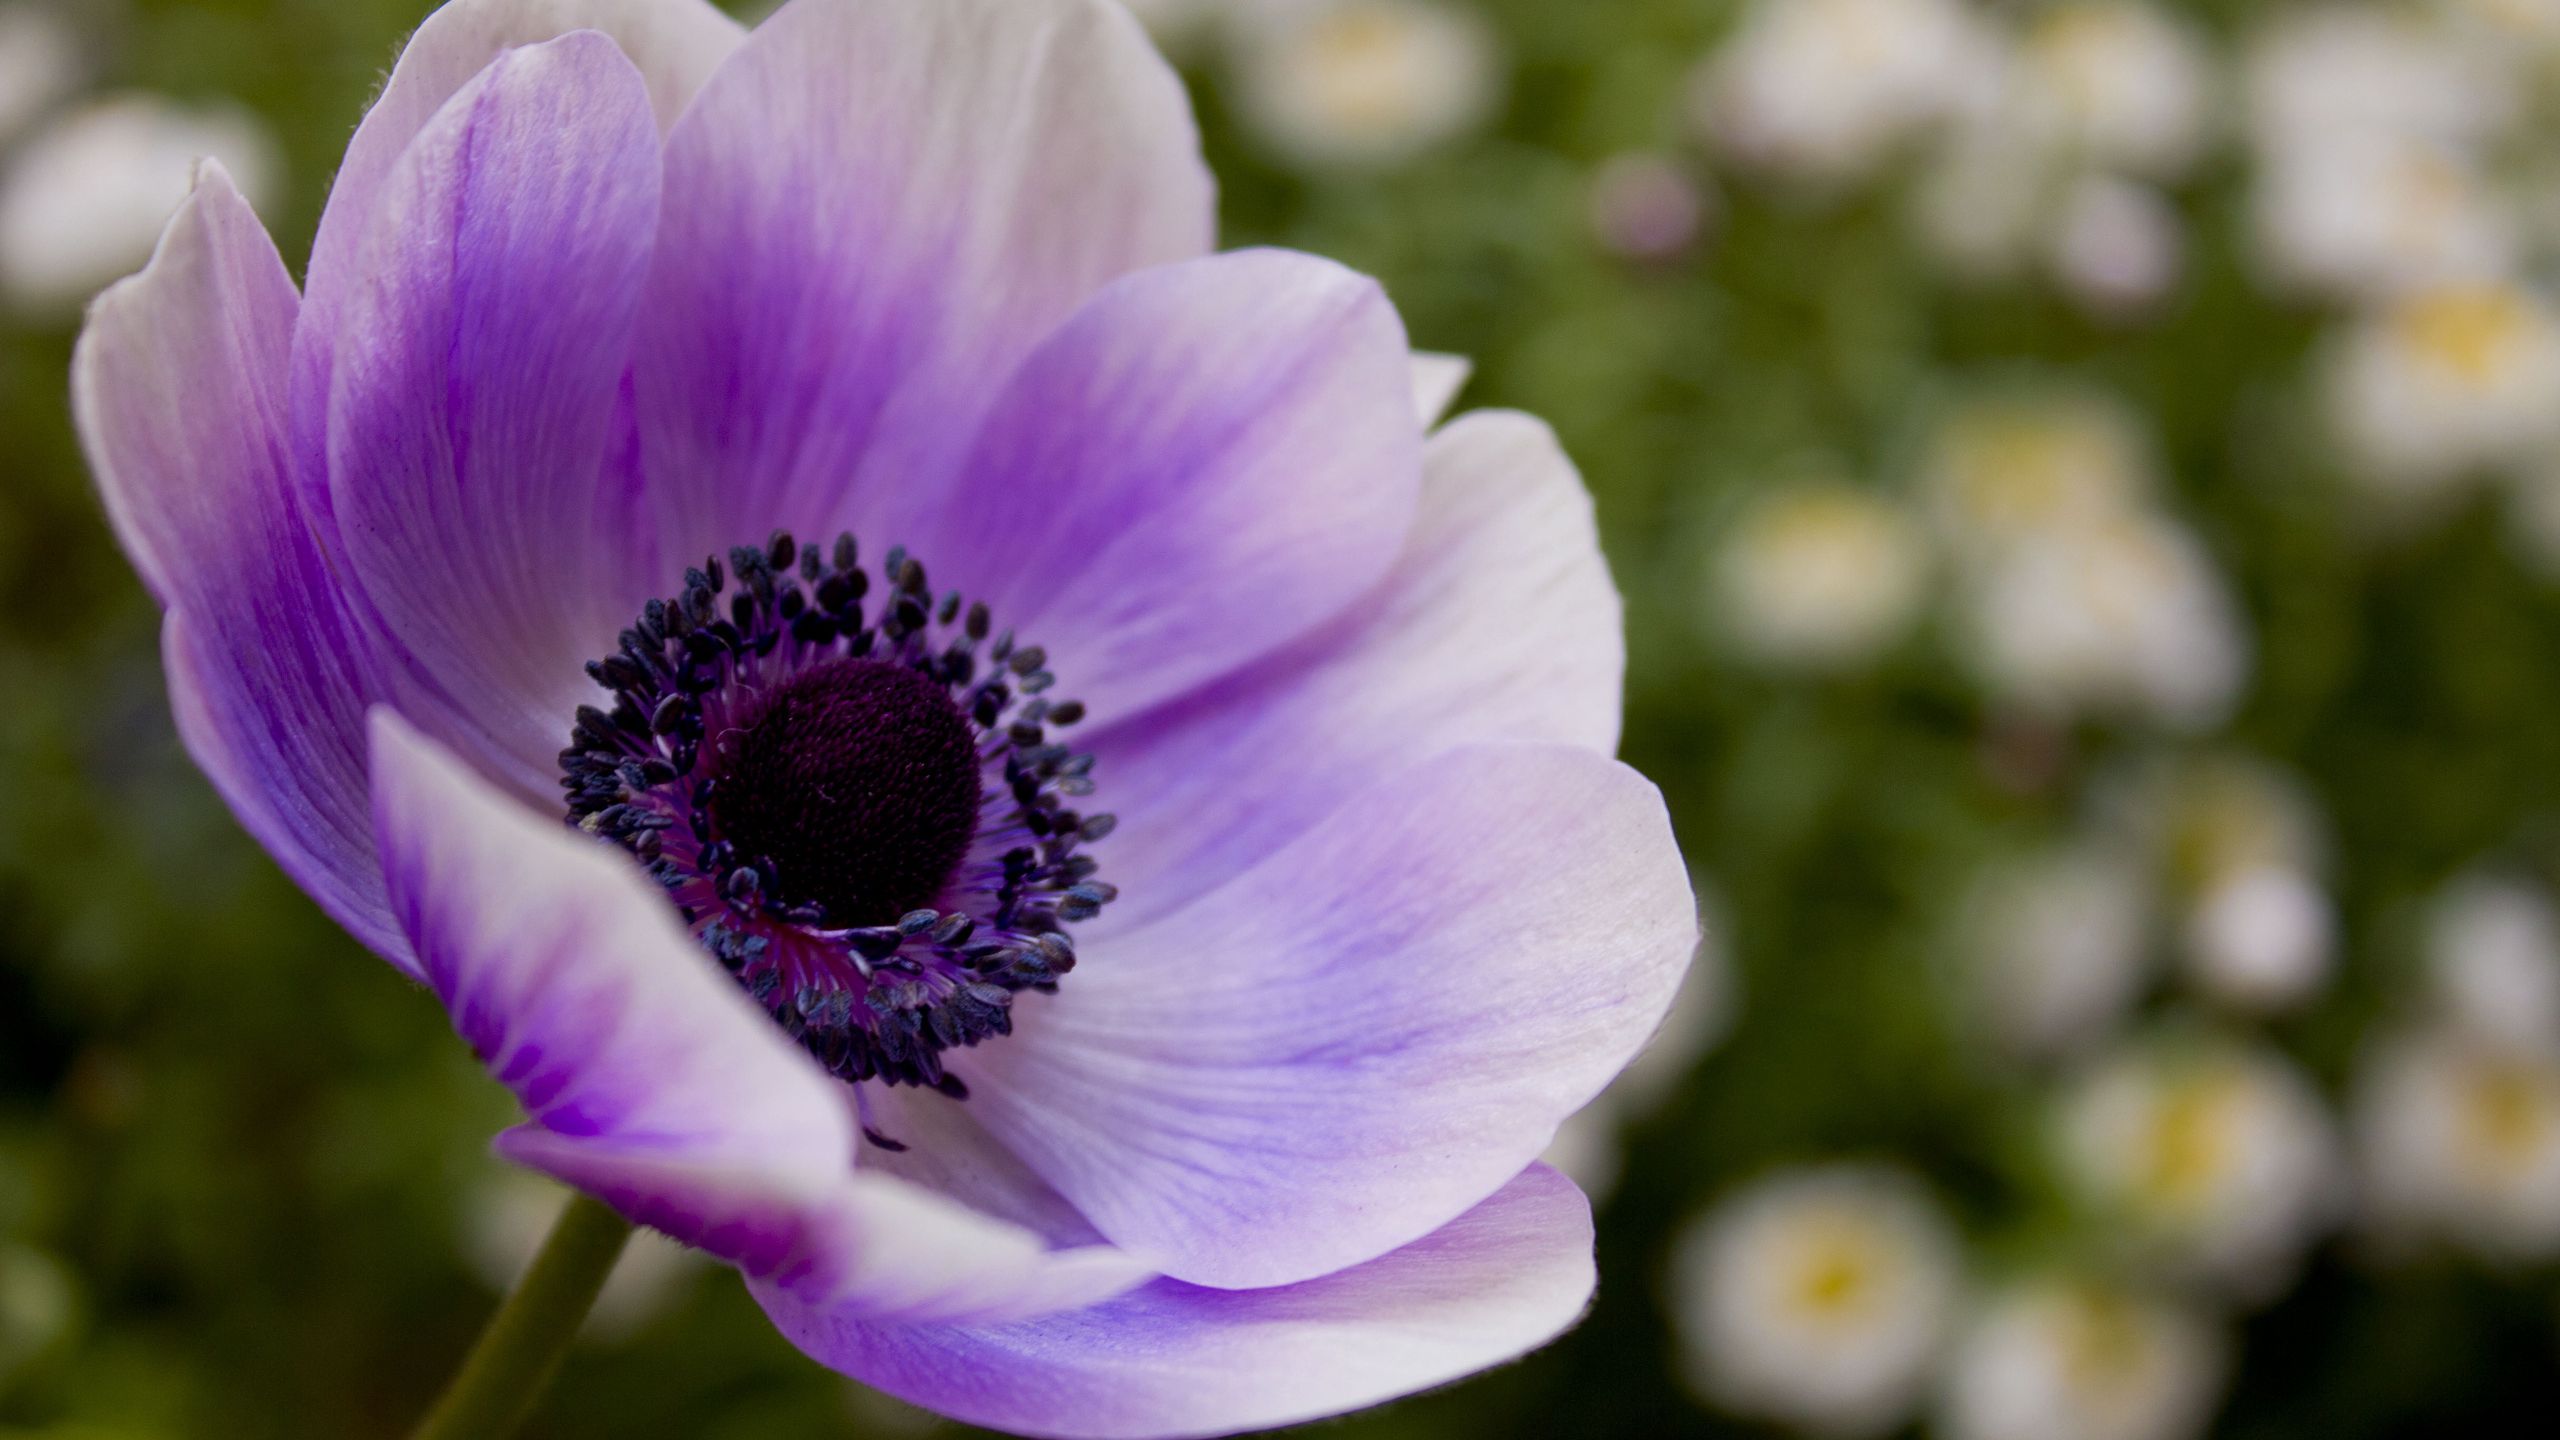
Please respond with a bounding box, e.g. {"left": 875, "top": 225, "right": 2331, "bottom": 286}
{"left": 559, "top": 531, "right": 1115, "bottom": 1105}
{"left": 710, "top": 658, "right": 983, "bottom": 928}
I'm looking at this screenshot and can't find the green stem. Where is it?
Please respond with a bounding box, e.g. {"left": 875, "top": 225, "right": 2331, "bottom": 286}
{"left": 411, "top": 1191, "right": 634, "bottom": 1440}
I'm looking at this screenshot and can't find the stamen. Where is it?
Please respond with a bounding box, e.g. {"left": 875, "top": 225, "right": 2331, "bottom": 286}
{"left": 559, "top": 530, "right": 1115, "bottom": 1093}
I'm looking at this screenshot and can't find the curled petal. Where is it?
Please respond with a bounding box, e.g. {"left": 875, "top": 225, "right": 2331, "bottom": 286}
{"left": 372, "top": 713, "right": 1147, "bottom": 1324}
{"left": 504, "top": 1131, "right": 1152, "bottom": 1326}
{"left": 370, "top": 709, "right": 842, "bottom": 1164}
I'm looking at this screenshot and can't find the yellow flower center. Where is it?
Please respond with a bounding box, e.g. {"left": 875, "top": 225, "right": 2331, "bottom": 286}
{"left": 2135, "top": 1071, "right": 2241, "bottom": 1212}
{"left": 1943, "top": 414, "right": 2129, "bottom": 535}
{"left": 2455, "top": 1057, "right": 2559, "bottom": 1185}
{"left": 2056, "top": 1289, "right": 2154, "bottom": 1398}
{"left": 1306, "top": 7, "right": 1425, "bottom": 130}
{"left": 2161, "top": 768, "right": 2294, "bottom": 895}
{"left": 2029, "top": 7, "right": 2136, "bottom": 116}
{"left": 1757, "top": 490, "right": 1899, "bottom": 565}
{"left": 1783, "top": 1221, "right": 1887, "bottom": 1323}
{"left": 2397, "top": 287, "right": 2535, "bottom": 387}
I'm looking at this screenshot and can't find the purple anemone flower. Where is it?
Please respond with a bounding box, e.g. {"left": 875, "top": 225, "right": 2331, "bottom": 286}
{"left": 70, "top": 0, "right": 1695, "bottom": 1433}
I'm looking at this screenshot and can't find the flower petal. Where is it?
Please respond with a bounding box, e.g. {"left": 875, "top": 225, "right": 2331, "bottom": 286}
{"left": 503, "top": 1130, "right": 1153, "bottom": 1326}
{"left": 292, "top": 0, "right": 742, "bottom": 482}
{"left": 1411, "top": 351, "right": 1473, "bottom": 427}
{"left": 892, "top": 248, "right": 1424, "bottom": 723}
{"left": 849, "top": 1081, "right": 1115, "bottom": 1245}
{"left": 324, "top": 32, "right": 663, "bottom": 798}
{"left": 372, "top": 711, "right": 1150, "bottom": 1324}
{"left": 71, "top": 165, "right": 408, "bottom": 970}
{"left": 369, "top": 708, "right": 843, "bottom": 1168}
{"left": 964, "top": 743, "right": 1694, "bottom": 1289}
{"left": 1089, "top": 410, "right": 1622, "bottom": 929}
{"left": 754, "top": 1164, "right": 1597, "bottom": 1440}
{"left": 634, "top": 0, "right": 1215, "bottom": 565}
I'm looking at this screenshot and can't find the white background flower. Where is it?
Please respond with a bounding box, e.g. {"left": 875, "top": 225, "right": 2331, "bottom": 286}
{"left": 1714, "top": 482, "right": 1931, "bottom": 670}
{"left": 0, "top": 93, "right": 281, "bottom": 314}
{"left": 1939, "top": 1280, "right": 2226, "bottom": 1440}
{"left": 2055, "top": 1038, "right": 2340, "bottom": 1297}
{"left": 1670, "top": 1165, "right": 1963, "bottom": 1436}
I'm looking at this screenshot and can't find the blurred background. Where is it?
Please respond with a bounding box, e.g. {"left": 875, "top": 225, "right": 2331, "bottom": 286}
{"left": 7, "top": 0, "right": 2560, "bottom": 1435}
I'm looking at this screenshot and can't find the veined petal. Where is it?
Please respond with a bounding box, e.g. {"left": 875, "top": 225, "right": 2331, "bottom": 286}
{"left": 369, "top": 709, "right": 843, "bottom": 1167}
{"left": 373, "top": 713, "right": 1148, "bottom": 1325}
{"left": 964, "top": 744, "right": 1694, "bottom": 1289}
{"left": 1090, "top": 410, "right": 1622, "bottom": 929}
{"left": 293, "top": 0, "right": 742, "bottom": 487}
{"left": 894, "top": 248, "right": 1424, "bottom": 723}
{"left": 635, "top": 0, "right": 1215, "bottom": 565}
{"left": 755, "top": 1165, "right": 1597, "bottom": 1440}
{"left": 71, "top": 165, "right": 407, "bottom": 970}
{"left": 325, "top": 32, "right": 663, "bottom": 798}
